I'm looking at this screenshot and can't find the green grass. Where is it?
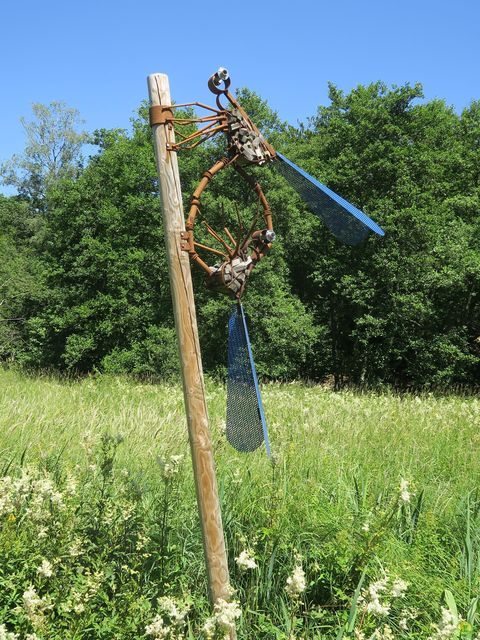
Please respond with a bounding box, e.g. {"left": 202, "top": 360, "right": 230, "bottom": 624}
{"left": 0, "top": 367, "right": 479, "bottom": 639}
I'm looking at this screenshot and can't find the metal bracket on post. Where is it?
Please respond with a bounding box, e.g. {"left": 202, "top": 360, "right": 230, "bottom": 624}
{"left": 149, "top": 105, "right": 174, "bottom": 127}
{"left": 180, "top": 230, "right": 193, "bottom": 252}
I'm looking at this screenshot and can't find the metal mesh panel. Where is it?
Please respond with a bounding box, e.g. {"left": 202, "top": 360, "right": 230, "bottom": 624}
{"left": 274, "top": 152, "right": 385, "bottom": 246}
{"left": 226, "top": 303, "right": 271, "bottom": 455}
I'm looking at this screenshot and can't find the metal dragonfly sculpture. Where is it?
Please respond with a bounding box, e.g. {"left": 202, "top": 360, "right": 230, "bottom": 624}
{"left": 149, "top": 68, "right": 385, "bottom": 455}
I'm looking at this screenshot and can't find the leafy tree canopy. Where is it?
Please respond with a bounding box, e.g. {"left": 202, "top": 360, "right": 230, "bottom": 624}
{"left": 1, "top": 84, "right": 479, "bottom": 387}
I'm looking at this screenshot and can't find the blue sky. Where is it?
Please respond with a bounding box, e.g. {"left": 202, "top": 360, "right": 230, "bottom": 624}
{"left": 1, "top": 0, "right": 479, "bottom": 194}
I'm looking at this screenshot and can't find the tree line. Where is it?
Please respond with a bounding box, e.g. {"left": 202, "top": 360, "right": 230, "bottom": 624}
{"left": 1, "top": 84, "right": 479, "bottom": 388}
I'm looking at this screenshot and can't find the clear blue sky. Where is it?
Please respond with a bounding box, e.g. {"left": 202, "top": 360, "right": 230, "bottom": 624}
{"left": 1, "top": 0, "right": 479, "bottom": 194}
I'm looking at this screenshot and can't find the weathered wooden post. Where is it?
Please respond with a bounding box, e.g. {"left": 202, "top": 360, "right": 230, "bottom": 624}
{"left": 147, "top": 73, "right": 234, "bottom": 633}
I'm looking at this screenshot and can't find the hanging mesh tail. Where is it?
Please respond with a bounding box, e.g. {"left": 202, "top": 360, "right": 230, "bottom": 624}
{"left": 226, "top": 303, "right": 271, "bottom": 455}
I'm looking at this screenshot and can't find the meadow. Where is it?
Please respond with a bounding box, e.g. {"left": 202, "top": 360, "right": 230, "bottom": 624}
{"left": 0, "top": 367, "right": 479, "bottom": 639}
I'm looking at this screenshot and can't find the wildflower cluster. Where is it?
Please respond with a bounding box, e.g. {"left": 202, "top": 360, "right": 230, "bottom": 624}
{"left": 0, "top": 468, "right": 64, "bottom": 523}
{"left": 145, "top": 596, "right": 189, "bottom": 639}
{"left": 399, "top": 478, "right": 412, "bottom": 504}
{"left": 235, "top": 549, "right": 258, "bottom": 571}
{"left": 20, "top": 585, "right": 52, "bottom": 628}
{"left": 0, "top": 625, "right": 21, "bottom": 640}
{"left": 60, "top": 569, "right": 104, "bottom": 615}
{"left": 285, "top": 563, "right": 306, "bottom": 599}
{"left": 36, "top": 559, "right": 53, "bottom": 579}
{"left": 203, "top": 598, "right": 241, "bottom": 639}
{"left": 0, "top": 626, "right": 17, "bottom": 640}
{"left": 360, "top": 574, "right": 408, "bottom": 619}
{"left": 158, "top": 455, "right": 184, "bottom": 480}
{"left": 355, "top": 624, "right": 395, "bottom": 640}
{"left": 428, "top": 607, "right": 466, "bottom": 640}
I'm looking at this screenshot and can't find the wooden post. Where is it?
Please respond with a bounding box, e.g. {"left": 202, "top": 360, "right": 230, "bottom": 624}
{"left": 147, "top": 73, "right": 234, "bottom": 622}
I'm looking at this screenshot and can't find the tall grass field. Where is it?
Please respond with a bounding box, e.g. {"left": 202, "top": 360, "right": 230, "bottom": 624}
{"left": 0, "top": 368, "right": 479, "bottom": 639}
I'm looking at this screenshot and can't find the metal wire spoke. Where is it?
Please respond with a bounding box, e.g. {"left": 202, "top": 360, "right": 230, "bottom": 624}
{"left": 226, "top": 304, "right": 271, "bottom": 455}
{"left": 274, "top": 152, "right": 385, "bottom": 246}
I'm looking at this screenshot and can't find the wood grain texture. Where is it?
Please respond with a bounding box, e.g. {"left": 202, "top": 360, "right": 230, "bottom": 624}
{"left": 147, "top": 74, "right": 234, "bottom": 617}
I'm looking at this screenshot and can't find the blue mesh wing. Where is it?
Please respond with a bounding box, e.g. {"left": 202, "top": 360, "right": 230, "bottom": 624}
{"left": 226, "top": 303, "right": 271, "bottom": 455}
{"left": 274, "top": 152, "right": 385, "bottom": 245}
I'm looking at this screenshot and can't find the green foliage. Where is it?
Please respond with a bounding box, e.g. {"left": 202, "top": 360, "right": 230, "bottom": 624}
{"left": 20, "top": 120, "right": 174, "bottom": 374}
{"left": 0, "top": 370, "right": 479, "bottom": 638}
{"left": 100, "top": 326, "right": 179, "bottom": 378}
{"left": 274, "top": 82, "right": 480, "bottom": 386}
{"left": 0, "top": 102, "right": 88, "bottom": 211}
{"left": 0, "top": 84, "right": 479, "bottom": 386}
{"left": 0, "top": 197, "right": 47, "bottom": 362}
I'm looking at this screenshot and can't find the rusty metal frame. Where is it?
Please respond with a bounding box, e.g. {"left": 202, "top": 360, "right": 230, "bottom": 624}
{"left": 181, "top": 157, "right": 274, "bottom": 278}
{"left": 149, "top": 102, "right": 229, "bottom": 151}
{"left": 149, "top": 70, "right": 277, "bottom": 299}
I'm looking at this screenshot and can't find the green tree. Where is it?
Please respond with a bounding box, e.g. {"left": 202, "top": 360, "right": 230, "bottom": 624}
{"left": 1, "top": 102, "right": 88, "bottom": 211}
{"left": 21, "top": 120, "right": 175, "bottom": 374}
{"left": 4, "top": 85, "right": 479, "bottom": 387}
{"left": 18, "top": 101, "right": 318, "bottom": 380}
{"left": 0, "top": 196, "right": 46, "bottom": 361}
{"left": 277, "top": 82, "right": 480, "bottom": 386}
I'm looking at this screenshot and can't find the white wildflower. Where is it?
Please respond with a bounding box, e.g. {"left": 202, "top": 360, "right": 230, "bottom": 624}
{"left": 391, "top": 578, "right": 408, "bottom": 598}
{"left": 65, "top": 474, "right": 78, "bottom": 496}
{"left": 0, "top": 624, "right": 19, "bottom": 640}
{"left": 235, "top": 549, "right": 258, "bottom": 571}
{"left": 33, "top": 476, "right": 54, "bottom": 497}
{"left": 361, "top": 522, "right": 370, "bottom": 532}
{"left": 399, "top": 478, "right": 411, "bottom": 503}
{"left": 224, "top": 582, "right": 236, "bottom": 598}
{"left": 366, "top": 577, "right": 388, "bottom": 599}
{"left": 22, "top": 585, "right": 49, "bottom": 625}
{"left": 159, "top": 454, "right": 184, "bottom": 479}
{"left": 429, "top": 607, "right": 459, "bottom": 640}
{"left": 50, "top": 491, "right": 65, "bottom": 508}
{"left": 362, "top": 577, "right": 390, "bottom": 617}
{"left": 212, "top": 598, "right": 241, "bottom": 633}
{"left": 202, "top": 617, "right": 216, "bottom": 640}
{"left": 84, "top": 569, "right": 104, "bottom": 597}
{"left": 399, "top": 616, "right": 409, "bottom": 631}
{"left": 25, "top": 635, "right": 40, "bottom": 640}
{"left": 145, "top": 597, "right": 189, "bottom": 638}
{"left": 371, "top": 625, "right": 395, "bottom": 640}
{"left": 69, "top": 537, "right": 83, "bottom": 557}
{"left": 157, "top": 596, "right": 188, "bottom": 623}
{"left": 37, "top": 525, "right": 48, "bottom": 539}
{"left": 23, "top": 585, "right": 43, "bottom": 614}
{"left": 14, "top": 470, "right": 31, "bottom": 495}
{"left": 136, "top": 532, "right": 149, "bottom": 552}
{"left": 145, "top": 614, "right": 168, "bottom": 639}
{"left": 121, "top": 502, "right": 135, "bottom": 521}
{"left": 36, "top": 559, "right": 53, "bottom": 578}
{"left": 285, "top": 564, "right": 306, "bottom": 598}
{"left": 60, "top": 588, "right": 84, "bottom": 615}
{"left": 366, "top": 599, "right": 391, "bottom": 617}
